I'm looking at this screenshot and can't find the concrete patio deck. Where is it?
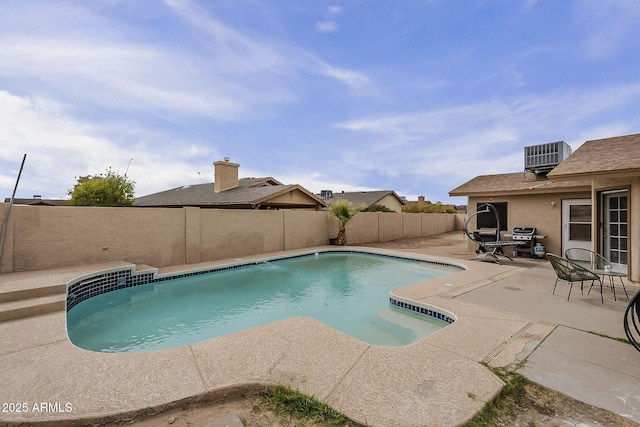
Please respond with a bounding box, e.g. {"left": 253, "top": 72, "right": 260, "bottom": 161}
{"left": 0, "top": 234, "right": 638, "bottom": 426}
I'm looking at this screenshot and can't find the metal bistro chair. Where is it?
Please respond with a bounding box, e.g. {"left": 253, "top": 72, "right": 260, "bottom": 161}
{"left": 547, "top": 254, "right": 603, "bottom": 302}
{"left": 565, "top": 248, "right": 629, "bottom": 302}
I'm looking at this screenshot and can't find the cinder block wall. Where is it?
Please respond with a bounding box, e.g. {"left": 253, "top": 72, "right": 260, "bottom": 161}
{"left": 0, "top": 204, "right": 462, "bottom": 274}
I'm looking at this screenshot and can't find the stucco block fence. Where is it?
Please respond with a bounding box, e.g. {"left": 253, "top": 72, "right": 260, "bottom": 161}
{"left": 0, "top": 204, "right": 464, "bottom": 274}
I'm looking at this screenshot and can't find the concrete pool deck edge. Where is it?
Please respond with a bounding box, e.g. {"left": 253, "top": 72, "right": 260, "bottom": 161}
{"left": 1, "top": 246, "right": 558, "bottom": 427}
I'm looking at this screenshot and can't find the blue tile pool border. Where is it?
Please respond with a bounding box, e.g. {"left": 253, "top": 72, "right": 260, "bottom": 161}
{"left": 389, "top": 298, "right": 455, "bottom": 324}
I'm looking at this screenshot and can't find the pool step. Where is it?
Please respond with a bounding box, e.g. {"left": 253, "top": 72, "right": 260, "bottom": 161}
{"left": 0, "top": 283, "right": 67, "bottom": 323}
{"left": 0, "top": 282, "right": 66, "bottom": 304}
{"left": 0, "top": 294, "right": 66, "bottom": 322}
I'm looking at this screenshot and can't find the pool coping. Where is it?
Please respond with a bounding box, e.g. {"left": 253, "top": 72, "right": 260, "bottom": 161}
{"left": 0, "top": 246, "right": 554, "bottom": 427}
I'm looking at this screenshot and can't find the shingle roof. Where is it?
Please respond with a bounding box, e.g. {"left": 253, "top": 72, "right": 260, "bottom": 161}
{"left": 3, "top": 198, "right": 68, "bottom": 206}
{"left": 329, "top": 190, "right": 406, "bottom": 207}
{"left": 548, "top": 133, "right": 640, "bottom": 180}
{"left": 449, "top": 172, "right": 591, "bottom": 197}
{"left": 135, "top": 177, "right": 325, "bottom": 208}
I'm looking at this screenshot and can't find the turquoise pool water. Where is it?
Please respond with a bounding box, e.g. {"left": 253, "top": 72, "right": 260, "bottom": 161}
{"left": 67, "top": 252, "right": 458, "bottom": 353}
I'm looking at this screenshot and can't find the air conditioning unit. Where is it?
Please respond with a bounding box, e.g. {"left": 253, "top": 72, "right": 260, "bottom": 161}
{"left": 524, "top": 141, "right": 571, "bottom": 174}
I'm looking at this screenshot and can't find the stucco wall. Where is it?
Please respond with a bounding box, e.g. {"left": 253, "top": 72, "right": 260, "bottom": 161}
{"left": 331, "top": 212, "right": 463, "bottom": 245}
{"left": 377, "top": 194, "right": 404, "bottom": 212}
{"left": 0, "top": 203, "right": 13, "bottom": 273}
{"left": 402, "top": 213, "right": 422, "bottom": 239}
{"left": 7, "top": 206, "right": 186, "bottom": 272}
{"left": 466, "top": 192, "right": 591, "bottom": 258}
{"left": 342, "top": 213, "right": 379, "bottom": 244}
{"left": 284, "top": 210, "right": 329, "bottom": 251}
{"left": 378, "top": 213, "right": 403, "bottom": 242}
{"left": 200, "top": 209, "right": 284, "bottom": 261}
{"left": 0, "top": 205, "right": 461, "bottom": 274}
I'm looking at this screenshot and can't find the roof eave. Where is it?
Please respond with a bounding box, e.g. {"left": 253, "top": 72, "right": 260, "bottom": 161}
{"left": 549, "top": 169, "right": 640, "bottom": 181}
{"left": 449, "top": 185, "right": 592, "bottom": 198}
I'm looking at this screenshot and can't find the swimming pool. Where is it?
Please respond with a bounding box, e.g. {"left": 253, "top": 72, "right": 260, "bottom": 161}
{"left": 66, "top": 251, "right": 461, "bottom": 353}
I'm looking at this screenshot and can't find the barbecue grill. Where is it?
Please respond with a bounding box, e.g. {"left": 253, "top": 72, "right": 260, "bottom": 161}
{"left": 512, "top": 227, "right": 536, "bottom": 241}
{"left": 510, "top": 227, "right": 543, "bottom": 257}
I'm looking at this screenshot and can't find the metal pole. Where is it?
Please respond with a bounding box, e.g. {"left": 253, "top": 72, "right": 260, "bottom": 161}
{"left": 0, "top": 154, "right": 27, "bottom": 269}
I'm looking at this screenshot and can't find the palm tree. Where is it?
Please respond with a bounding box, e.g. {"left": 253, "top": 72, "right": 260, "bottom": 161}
{"left": 328, "top": 200, "right": 362, "bottom": 246}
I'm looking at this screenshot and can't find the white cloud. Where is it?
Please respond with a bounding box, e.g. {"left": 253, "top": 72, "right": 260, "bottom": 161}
{"left": 574, "top": 0, "right": 640, "bottom": 59}
{"left": 316, "top": 6, "right": 343, "bottom": 33}
{"left": 275, "top": 171, "right": 378, "bottom": 195}
{"left": 0, "top": 91, "right": 215, "bottom": 199}
{"left": 313, "top": 59, "right": 372, "bottom": 89}
{"left": 0, "top": 34, "right": 281, "bottom": 121}
{"left": 316, "top": 21, "right": 338, "bottom": 33}
{"left": 333, "top": 82, "right": 640, "bottom": 185}
{"left": 165, "top": 0, "right": 369, "bottom": 92}
{"left": 0, "top": 0, "right": 371, "bottom": 124}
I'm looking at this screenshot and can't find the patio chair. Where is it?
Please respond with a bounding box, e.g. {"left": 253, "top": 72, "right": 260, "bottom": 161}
{"left": 565, "top": 248, "right": 629, "bottom": 301}
{"left": 564, "top": 248, "right": 606, "bottom": 270}
{"left": 624, "top": 289, "right": 640, "bottom": 352}
{"left": 546, "top": 254, "right": 603, "bottom": 302}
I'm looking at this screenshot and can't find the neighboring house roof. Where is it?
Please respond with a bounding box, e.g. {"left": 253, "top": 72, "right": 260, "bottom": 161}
{"left": 329, "top": 190, "right": 406, "bottom": 208}
{"left": 548, "top": 133, "right": 640, "bottom": 181}
{"left": 449, "top": 172, "right": 591, "bottom": 197}
{"left": 3, "top": 198, "right": 67, "bottom": 206}
{"left": 135, "top": 177, "right": 326, "bottom": 209}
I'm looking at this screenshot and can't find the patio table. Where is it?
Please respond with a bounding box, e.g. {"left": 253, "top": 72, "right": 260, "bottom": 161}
{"left": 590, "top": 269, "right": 629, "bottom": 302}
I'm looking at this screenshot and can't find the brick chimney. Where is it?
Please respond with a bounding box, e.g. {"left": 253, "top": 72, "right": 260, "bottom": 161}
{"left": 214, "top": 158, "right": 239, "bottom": 193}
{"left": 418, "top": 195, "right": 425, "bottom": 206}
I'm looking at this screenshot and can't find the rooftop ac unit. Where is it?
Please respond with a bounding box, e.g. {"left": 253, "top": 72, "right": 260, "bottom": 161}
{"left": 524, "top": 141, "right": 571, "bottom": 173}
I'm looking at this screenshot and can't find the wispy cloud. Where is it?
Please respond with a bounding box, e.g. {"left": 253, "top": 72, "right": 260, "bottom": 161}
{"left": 313, "top": 59, "right": 372, "bottom": 89}
{"left": 316, "top": 21, "right": 338, "bottom": 33}
{"left": 0, "top": 91, "right": 214, "bottom": 198}
{"left": 165, "top": 0, "right": 369, "bottom": 91}
{"left": 334, "top": 81, "right": 640, "bottom": 186}
{"left": 0, "top": 0, "right": 371, "bottom": 124}
{"left": 574, "top": 0, "right": 640, "bottom": 59}
{"left": 316, "top": 5, "right": 343, "bottom": 33}
{"left": 1, "top": 0, "right": 638, "bottom": 204}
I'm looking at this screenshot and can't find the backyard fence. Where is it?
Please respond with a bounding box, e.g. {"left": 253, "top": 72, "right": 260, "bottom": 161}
{"left": 0, "top": 204, "right": 463, "bottom": 274}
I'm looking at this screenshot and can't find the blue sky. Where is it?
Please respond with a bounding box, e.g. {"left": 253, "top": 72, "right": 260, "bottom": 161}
{"left": 2, "top": 0, "right": 640, "bottom": 204}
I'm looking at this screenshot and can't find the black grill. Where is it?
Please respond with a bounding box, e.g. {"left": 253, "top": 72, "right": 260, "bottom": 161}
{"left": 512, "top": 227, "right": 536, "bottom": 241}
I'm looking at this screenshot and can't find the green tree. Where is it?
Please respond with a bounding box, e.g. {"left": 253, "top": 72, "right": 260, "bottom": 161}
{"left": 364, "top": 203, "right": 395, "bottom": 213}
{"left": 328, "top": 200, "right": 363, "bottom": 246}
{"left": 402, "top": 201, "right": 456, "bottom": 214}
{"left": 68, "top": 168, "right": 135, "bottom": 207}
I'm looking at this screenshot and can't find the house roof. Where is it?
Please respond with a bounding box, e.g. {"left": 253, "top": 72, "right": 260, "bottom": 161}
{"left": 548, "top": 133, "right": 640, "bottom": 180}
{"left": 329, "top": 190, "right": 406, "bottom": 208}
{"left": 3, "top": 198, "right": 67, "bottom": 206}
{"left": 135, "top": 177, "right": 326, "bottom": 209}
{"left": 449, "top": 172, "right": 591, "bottom": 197}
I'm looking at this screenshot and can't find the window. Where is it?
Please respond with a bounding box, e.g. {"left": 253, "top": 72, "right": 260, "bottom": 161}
{"left": 476, "top": 202, "right": 508, "bottom": 232}
{"left": 568, "top": 204, "right": 591, "bottom": 241}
